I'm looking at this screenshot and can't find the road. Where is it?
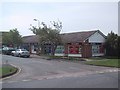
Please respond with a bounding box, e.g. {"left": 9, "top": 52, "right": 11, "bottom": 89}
{"left": 1, "top": 55, "right": 119, "bottom": 88}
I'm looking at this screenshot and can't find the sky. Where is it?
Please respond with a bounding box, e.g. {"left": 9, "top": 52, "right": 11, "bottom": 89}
{"left": 0, "top": 0, "right": 119, "bottom": 36}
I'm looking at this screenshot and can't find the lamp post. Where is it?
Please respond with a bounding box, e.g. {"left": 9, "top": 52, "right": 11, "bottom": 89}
{"left": 33, "top": 19, "right": 40, "bottom": 28}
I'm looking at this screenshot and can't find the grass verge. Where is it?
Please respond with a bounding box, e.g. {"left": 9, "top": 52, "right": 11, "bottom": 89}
{"left": 44, "top": 55, "right": 120, "bottom": 68}
{"left": 0, "top": 65, "right": 18, "bottom": 78}
{"left": 85, "top": 59, "right": 119, "bottom": 68}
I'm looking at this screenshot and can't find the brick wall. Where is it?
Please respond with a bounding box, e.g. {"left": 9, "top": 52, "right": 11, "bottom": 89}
{"left": 82, "top": 43, "right": 92, "bottom": 58}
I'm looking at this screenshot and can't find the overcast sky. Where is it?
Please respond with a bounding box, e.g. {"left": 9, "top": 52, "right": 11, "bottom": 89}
{"left": 0, "top": 0, "right": 118, "bottom": 36}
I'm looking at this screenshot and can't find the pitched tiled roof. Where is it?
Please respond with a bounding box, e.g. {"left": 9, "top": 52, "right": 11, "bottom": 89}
{"left": 61, "top": 30, "right": 97, "bottom": 43}
{"left": 22, "top": 30, "right": 105, "bottom": 44}
{"left": 22, "top": 35, "right": 39, "bottom": 43}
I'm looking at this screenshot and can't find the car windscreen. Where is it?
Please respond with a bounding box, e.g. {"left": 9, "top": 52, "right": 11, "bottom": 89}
{"left": 21, "top": 49, "right": 27, "bottom": 51}
{"left": 9, "top": 48, "right": 14, "bottom": 50}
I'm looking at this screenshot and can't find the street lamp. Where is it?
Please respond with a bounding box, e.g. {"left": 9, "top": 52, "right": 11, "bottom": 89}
{"left": 33, "top": 19, "right": 40, "bottom": 28}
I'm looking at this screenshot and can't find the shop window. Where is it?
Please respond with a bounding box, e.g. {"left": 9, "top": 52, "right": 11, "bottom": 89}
{"left": 92, "top": 45, "right": 100, "bottom": 54}
{"left": 55, "top": 46, "right": 64, "bottom": 54}
{"left": 69, "top": 45, "right": 80, "bottom": 54}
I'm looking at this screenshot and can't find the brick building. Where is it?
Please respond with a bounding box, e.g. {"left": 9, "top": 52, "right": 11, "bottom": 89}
{"left": 22, "top": 30, "right": 106, "bottom": 58}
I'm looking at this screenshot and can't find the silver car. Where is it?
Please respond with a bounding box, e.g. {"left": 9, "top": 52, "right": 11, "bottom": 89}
{"left": 13, "top": 49, "right": 30, "bottom": 57}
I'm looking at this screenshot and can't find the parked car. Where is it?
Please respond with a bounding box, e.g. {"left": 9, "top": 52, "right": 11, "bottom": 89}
{"left": 2, "top": 47, "right": 16, "bottom": 55}
{"left": 11, "top": 50, "right": 16, "bottom": 56}
{"left": 13, "top": 49, "right": 30, "bottom": 57}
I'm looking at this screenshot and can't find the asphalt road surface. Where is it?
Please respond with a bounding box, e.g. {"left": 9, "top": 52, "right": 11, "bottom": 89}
{"left": 1, "top": 55, "right": 119, "bottom": 88}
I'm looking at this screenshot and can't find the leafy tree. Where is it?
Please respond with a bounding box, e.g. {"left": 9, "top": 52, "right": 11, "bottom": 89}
{"left": 118, "top": 36, "right": 120, "bottom": 58}
{"left": 2, "top": 28, "right": 22, "bottom": 47}
{"left": 30, "top": 20, "right": 62, "bottom": 55}
{"left": 105, "top": 31, "right": 118, "bottom": 57}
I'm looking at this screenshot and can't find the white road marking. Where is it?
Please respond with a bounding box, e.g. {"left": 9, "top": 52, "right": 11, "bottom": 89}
{"left": 22, "top": 79, "right": 31, "bottom": 82}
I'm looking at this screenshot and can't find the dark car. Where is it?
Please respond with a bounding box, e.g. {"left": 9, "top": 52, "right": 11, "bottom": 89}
{"left": 2, "top": 47, "right": 16, "bottom": 55}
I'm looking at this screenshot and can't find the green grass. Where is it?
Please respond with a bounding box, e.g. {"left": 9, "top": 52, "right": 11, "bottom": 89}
{"left": 45, "top": 55, "right": 120, "bottom": 67}
{"left": 85, "top": 59, "right": 120, "bottom": 68}
{"left": 87, "top": 56, "right": 119, "bottom": 60}
{"left": 0, "top": 65, "right": 17, "bottom": 77}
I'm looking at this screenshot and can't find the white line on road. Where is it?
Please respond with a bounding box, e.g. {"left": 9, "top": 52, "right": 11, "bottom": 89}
{"left": 22, "top": 79, "right": 31, "bottom": 82}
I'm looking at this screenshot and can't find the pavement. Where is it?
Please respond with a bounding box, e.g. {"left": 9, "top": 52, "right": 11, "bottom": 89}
{"left": 1, "top": 54, "right": 119, "bottom": 88}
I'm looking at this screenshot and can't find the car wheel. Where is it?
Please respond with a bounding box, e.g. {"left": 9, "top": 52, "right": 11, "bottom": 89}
{"left": 12, "top": 53, "right": 14, "bottom": 56}
{"left": 18, "top": 53, "right": 21, "bottom": 57}
{"left": 27, "top": 56, "right": 30, "bottom": 58}
{"left": 13, "top": 53, "right": 16, "bottom": 56}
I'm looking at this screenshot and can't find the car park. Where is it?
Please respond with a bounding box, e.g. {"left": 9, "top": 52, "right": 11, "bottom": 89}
{"left": 2, "top": 47, "right": 16, "bottom": 55}
{"left": 11, "top": 50, "right": 16, "bottom": 56}
{"left": 13, "top": 49, "right": 30, "bottom": 58}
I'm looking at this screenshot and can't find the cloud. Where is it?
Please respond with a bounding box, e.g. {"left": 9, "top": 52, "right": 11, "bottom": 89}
{"left": 1, "top": 2, "right": 118, "bottom": 36}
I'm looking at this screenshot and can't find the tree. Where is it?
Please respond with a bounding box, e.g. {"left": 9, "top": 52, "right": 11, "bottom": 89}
{"left": 118, "top": 36, "right": 120, "bottom": 58}
{"left": 2, "top": 28, "right": 22, "bottom": 47}
{"left": 30, "top": 20, "right": 62, "bottom": 55}
{"left": 105, "top": 31, "right": 118, "bottom": 57}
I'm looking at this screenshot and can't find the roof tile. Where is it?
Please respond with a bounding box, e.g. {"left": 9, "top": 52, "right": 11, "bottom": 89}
{"left": 22, "top": 30, "right": 99, "bottom": 43}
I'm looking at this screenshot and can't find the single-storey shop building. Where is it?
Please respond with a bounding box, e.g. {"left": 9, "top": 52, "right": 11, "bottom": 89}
{"left": 22, "top": 30, "right": 106, "bottom": 58}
